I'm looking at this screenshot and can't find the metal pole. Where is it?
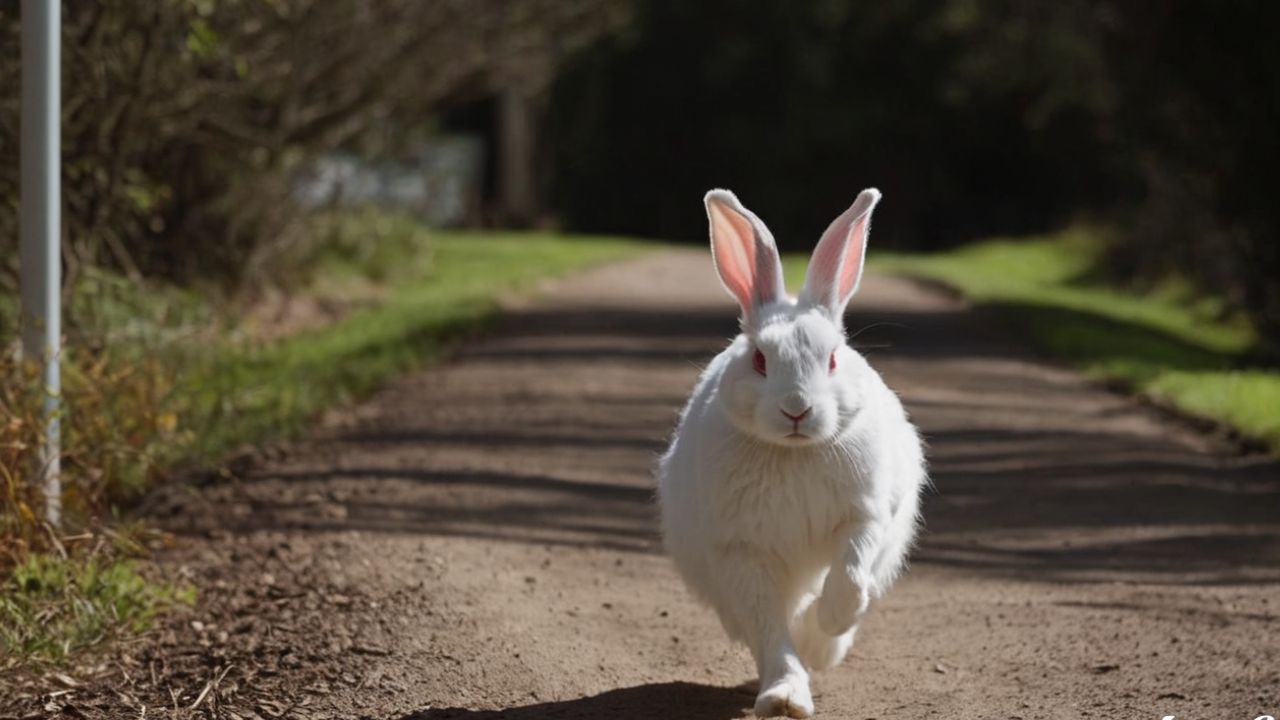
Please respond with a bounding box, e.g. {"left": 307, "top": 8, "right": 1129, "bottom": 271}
{"left": 20, "top": 0, "right": 62, "bottom": 527}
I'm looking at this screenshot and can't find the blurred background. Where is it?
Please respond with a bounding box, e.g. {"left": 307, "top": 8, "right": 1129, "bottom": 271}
{"left": 1, "top": 0, "right": 1279, "bottom": 657}
{"left": 2, "top": 1, "right": 1278, "bottom": 316}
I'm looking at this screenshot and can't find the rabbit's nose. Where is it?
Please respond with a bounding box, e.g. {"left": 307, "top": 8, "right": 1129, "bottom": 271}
{"left": 780, "top": 407, "right": 811, "bottom": 422}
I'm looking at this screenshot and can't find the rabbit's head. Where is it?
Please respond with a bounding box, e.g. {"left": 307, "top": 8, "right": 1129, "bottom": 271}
{"left": 705, "top": 188, "right": 882, "bottom": 447}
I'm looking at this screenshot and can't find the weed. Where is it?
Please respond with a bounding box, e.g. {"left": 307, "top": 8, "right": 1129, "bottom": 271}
{"left": 0, "top": 553, "right": 194, "bottom": 660}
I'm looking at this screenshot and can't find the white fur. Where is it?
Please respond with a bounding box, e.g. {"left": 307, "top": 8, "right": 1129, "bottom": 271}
{"left": 657, "top": 189, "right": 926, "bottom": 718}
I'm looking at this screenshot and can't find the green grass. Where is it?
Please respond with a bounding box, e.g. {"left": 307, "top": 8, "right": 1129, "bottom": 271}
{"left": 1, "top": 210, "right": 646, "bottom": 662}
{"left": 47, "top": 213, "right": 646, "bottom": 496}
{"left": 1, "top": 553, "right": 195, "bottom": 660}
{"left": 784, "top": 229, "right": 1280, "bottom": 450}
{"left": 178, "top": 219, "right": 645, "bottom": 464}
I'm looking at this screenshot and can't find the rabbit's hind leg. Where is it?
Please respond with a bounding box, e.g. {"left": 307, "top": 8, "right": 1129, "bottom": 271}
{"left": 870, "top": 487, "right": 922, "bottom": 595}
{"left": 711, "top": 549, "right": 815, "bottom": 718}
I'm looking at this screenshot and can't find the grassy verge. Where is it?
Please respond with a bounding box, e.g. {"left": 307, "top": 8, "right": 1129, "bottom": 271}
{"left": 1, "top": 551, "right": 195, "bottom": 661}
{"left": 181, "top": 220, "right": 645, "bottom": 464}
{"left": 807, "top": 229, "right": 1279, "bottom": 450}
{"left": 1, "top": 210, "right": 645, "bottom": 662}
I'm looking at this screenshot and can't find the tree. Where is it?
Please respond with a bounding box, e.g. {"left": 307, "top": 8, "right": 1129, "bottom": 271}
{"left": 0, "top": 0, "right": 626, "bottom": 295}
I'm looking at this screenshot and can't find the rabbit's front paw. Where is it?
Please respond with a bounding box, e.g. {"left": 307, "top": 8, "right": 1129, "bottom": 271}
{"left": 754, "top": 675, "right": 814, "bottom": 718}
{"left": 816, "top": 573, "right": 870, "bottom": 636}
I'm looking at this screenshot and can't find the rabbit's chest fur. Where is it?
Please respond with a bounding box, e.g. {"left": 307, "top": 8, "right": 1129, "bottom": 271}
{"left": 708, "top": 439, "right": 868, "bottom": 561}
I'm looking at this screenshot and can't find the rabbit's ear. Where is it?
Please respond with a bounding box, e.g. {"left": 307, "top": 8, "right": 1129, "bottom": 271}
{"left": 705, "top": 189, "right": 785, "bottom": 320}
{"left": 801, "top": 188, "right": 881, "bottom": 317}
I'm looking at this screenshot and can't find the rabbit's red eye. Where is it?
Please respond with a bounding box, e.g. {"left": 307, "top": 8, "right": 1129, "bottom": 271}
{"left": 829, "top": 351, "right": 837, "bottom": 374}
{"left": 752, "top": 349, "right": 767, "bottom": 376}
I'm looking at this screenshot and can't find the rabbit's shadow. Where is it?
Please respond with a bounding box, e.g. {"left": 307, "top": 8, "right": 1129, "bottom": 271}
{"left": 399, "top": 680, "right": 756, "bottom": 720}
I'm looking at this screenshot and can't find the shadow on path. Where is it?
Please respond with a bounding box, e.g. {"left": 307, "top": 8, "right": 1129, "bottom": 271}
{"left": 160, "top": 288, "right": 1280, "bottom": 585}
{"left": 398, "top": 681, "right": 754, "bottom": 720}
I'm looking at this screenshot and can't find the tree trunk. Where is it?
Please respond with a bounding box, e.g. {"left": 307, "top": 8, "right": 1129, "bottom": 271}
{"left": 498, "top": 86, "right": 537, "bottom": 227}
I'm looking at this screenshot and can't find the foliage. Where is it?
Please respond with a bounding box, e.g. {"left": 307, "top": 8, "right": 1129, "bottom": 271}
{"left": 550, "top": 0, "right": 1280, "bottom": 340}
{"left": 842, "top": 232, "right": 1280, "bottom": 450}
{"left": 1098, "top": 1, "right": 1280, "bottom": 341}
{"left": 2, "top": 210, "right": 642, "bottom": 660}
{"left": 1, "top": 347, "right": 184, "bottom": 562}
{"left": 0, "top": 0, "right": 624, "bottom": 292}
{"left": 0, "top": 552, "right": 194, "bottom": 660}
{"left": 2, "top": 214, "right": 642, "bottom": 556}
{"left": 550, "top": 1, "right": 1118, "bottom": 248}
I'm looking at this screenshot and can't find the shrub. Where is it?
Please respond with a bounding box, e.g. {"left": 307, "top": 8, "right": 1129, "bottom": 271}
{"left": 0, "top": 0, "right": 625, "bottom": 292}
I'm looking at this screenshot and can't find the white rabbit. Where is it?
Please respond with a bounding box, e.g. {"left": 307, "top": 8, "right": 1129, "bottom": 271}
{"left": 657, "top": 188, "right": 927, "bottom": 718}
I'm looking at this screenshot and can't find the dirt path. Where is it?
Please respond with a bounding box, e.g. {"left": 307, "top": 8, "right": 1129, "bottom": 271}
{"left": 10, "top": 250, "right": 1280, "bottom": 720}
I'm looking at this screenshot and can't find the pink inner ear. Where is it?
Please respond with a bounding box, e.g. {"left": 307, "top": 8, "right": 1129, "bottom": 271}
{"left": 837, "top": 214, "right": 869, "bottom": 299}
{"left": 709, "top": 201, "right": 760, "bottom": 311}
{"left": 808, "top": 232, "right": 843, "bottom": 305}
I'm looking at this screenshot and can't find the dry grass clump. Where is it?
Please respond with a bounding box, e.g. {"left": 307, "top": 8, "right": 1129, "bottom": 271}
{"left": 1, "top": 347, "right": 185, "bottom": 571}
